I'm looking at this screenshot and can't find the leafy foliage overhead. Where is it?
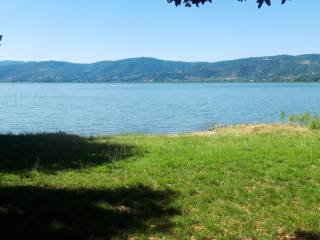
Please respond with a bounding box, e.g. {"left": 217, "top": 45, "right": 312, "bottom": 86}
{"left": 168, "top": 0, "right": 288, "bottom": 8}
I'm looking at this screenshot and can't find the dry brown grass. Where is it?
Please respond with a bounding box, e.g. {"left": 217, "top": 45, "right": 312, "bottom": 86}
{"left": 189, "top": 124, "right": 309, "bottom": 137}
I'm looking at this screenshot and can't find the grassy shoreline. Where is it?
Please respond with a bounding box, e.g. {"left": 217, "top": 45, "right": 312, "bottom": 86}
{"left": 1, "top": 124, "right": 320, "bottom": 239}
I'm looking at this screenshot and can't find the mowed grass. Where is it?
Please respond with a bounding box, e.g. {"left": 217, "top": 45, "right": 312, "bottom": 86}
{"left": 0, "top": 125, "right": 320, "bottom": 240}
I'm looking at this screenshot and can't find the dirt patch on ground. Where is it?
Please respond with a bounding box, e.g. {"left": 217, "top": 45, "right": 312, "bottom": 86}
{"left": 188, "top": 124, "right": 309, "bottom": 136}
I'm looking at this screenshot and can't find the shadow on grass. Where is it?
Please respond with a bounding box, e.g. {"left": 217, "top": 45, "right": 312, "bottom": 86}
{"left": 0, "top": 185, "right": 179, "bottom": 240}
{"left": 293, "top": 230, "right": 320, "bottom": 240}
{"left": 0, "top": 133, "right": 138, "bottom": 173}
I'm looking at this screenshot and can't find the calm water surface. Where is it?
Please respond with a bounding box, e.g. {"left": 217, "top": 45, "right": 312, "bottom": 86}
{"left": 0, "top": 83, "right": 319, "bottom": 135}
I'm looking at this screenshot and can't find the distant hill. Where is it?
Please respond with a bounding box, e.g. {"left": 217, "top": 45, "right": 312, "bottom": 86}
{"left": 1, "top": 54, "right": 320, "bottom": 82}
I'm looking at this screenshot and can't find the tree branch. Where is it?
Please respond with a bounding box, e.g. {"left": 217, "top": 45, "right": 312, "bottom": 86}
{"left": 167, "top": 0, "right": 288, "bottom": 8}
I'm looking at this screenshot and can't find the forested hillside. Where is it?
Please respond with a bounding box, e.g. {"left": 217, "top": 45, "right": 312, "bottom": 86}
{"left": 1, "top": 54, "right": 320, "bottom": 82}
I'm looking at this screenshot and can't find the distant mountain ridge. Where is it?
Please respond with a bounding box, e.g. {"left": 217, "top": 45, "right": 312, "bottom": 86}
{"left": 1, "top": 54, "right": 320, "bottom": 82}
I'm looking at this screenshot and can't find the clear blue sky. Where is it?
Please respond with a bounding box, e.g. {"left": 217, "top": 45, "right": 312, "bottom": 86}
{"left": 0, "top": 0, "right": 319, "bottom": 63}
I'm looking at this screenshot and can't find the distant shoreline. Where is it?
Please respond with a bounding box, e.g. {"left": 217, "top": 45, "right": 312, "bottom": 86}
{"left": 1, "top": 54, "right": 320, "bottom": 83}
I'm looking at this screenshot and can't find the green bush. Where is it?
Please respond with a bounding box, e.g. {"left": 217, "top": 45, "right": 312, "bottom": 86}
{"left": 309, "top": 118, "right": 320, "bottom": 129}
{"left": 283, "top": 111, "right": 320, "bottom": 130}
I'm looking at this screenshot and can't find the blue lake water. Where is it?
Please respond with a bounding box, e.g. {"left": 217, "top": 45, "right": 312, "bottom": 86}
{"left": 0, "top": 83, "right": 319, "bottom": 135}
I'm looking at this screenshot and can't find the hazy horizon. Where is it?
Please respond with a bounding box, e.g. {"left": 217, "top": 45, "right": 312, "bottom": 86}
{"left": 1, "top": 53, "right": 320, "bottom": 65}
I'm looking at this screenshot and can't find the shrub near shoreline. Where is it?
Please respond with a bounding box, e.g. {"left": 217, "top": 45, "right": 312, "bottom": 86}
{"left": 282, "top": 112, "right": 320, "bottom": 130}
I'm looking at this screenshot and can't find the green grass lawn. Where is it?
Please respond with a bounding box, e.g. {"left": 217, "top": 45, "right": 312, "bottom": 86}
{"left": 1, "top": 125, "right": 320, "bottom": 240}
